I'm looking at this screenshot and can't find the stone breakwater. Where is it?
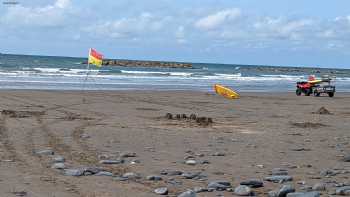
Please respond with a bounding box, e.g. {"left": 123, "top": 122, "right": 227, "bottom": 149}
{"left": 82, "top": 59, "right": 193, "bottom": 68}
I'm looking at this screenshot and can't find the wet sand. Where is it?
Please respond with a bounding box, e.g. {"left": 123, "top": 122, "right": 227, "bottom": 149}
{"left": 0, "top": 90, "right": 349, "bottom": 196}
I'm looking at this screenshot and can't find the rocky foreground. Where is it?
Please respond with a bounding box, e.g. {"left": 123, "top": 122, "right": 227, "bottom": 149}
{"left": 82, "top": 59, "right": 193, "bottom": 68}
{"left": 0, "top": 91, "right": 349, "bottom": 196}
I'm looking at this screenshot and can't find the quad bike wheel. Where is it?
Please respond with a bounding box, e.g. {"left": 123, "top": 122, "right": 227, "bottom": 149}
{"left": 296, "top": 88, "right": 302, "bottom": 96}
{"left": 328, "top": 92, "right": 334, "bottom": 97}
{"left": 305, "top": 88, "right": 312, "bottom": 96}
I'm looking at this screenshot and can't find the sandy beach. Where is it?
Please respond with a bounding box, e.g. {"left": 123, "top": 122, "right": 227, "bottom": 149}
{"left": 0, "top": 90, "right": 349, "bottom": 196}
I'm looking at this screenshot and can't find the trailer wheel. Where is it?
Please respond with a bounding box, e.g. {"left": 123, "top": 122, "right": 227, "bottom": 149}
{"left": 328, "top": 92, "right": 334, "bottom": 97}
{"left": 296, "top": 88, "right": 302, "bottom": 96}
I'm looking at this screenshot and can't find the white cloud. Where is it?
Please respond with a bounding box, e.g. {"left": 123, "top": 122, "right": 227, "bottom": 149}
{"left": 175, "top": 26, "right": 186, "bottom": 44}
{"left": 0, "top": 0, "right": 73, "bottom": 28}
{"left": 195, "top": 8, "right": 241, "bottom": 30}
{"left": 84, "top": 13, "right": 167, "bottom": 39}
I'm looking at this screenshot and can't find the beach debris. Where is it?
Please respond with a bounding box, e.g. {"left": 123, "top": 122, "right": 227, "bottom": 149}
{"left": 185, "top": 159, "right": 197, "bottom": 165}
{"left": 208, "top": 180, "right": 232, "bottom": 191}
{"left": 163, "top": 113, "right": 213, "bottom": 126}
{"left": 313, "top": 107, "right": 332, "bottom": 115}
{"left": 2, "top": 110, "right": 45, "bottom": 118}
{"left": 154, "top": 187, "right": 168, "bottom": 195}
{"left": 290, "top": 122, "right": 327, "bottom": 129}
{"left": 234, "top": 185, "right": 252, "bottom": 196}
{"left": 177, "top": 190, "right": 196, "bottom": 197}
{"left": 240, "top": 179, "right": 264, "bottom": 188}
{"left": 34, "top": 149, "right": 54, "bottom": 156}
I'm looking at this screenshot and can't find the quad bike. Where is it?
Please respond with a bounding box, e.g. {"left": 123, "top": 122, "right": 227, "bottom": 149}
{"left": 296, "top": 75, "right": 335, "bottom": 97}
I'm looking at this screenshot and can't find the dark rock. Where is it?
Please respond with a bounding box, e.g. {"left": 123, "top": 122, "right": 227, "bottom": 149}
{"left": 320, "top": 169, "right": 338, "bottom": 177}
{"left": 193, "top": 187, "right": 208, "bottom": 193}
{"left": 147, "top": 175, "right": 163, "bottom": 181}
{"left": 342, "top": 154, "right": 350, "bottom": 162}
{"left": 240, "top": 179, "right": 264, "bottom": 188}
{"left": 182, "top": 172, "right": 201, "bottom": 179}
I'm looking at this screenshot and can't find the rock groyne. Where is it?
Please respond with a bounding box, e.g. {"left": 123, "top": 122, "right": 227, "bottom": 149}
{"left": 83, "top": 59, "right": 192, "bottom": 68}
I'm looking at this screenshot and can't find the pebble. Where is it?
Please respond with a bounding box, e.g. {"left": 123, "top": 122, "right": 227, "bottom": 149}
{"left": 99, "top": 160, "right": 124, "bottom": 164}
{"left": 53, "top": 155, "right": 65, "bottom": 163}
{"left": 234, "top": 185, "right": 252, "bottom": 196}
{"left": 272, "top": 168, "right": 289, "bottom": 175}
{"left": 63, "top": 168, "right": 85, "bottom": 176}
{"left": 161, "top": 170, "right": 183, "bottom": 176}
{"left": 120, "top": 151, "right": 137, "bottom": 158}
{"left": 208, "top": 180, "right": 232, "bottom": 191}
{"left": 51, "top": 162, "right": 66, "bottom": 169}
{"left": 154, "top": 187, "right": 168, "bottom": 195}
{"left": 35, "top": 149, "right": 54, "bottom": 156}
{"left": 123, "top": 172, "right": 141, "bottom": 179}
{"left": 320, "top": 169, "right": 338, "bottom": 177}
{"left": 336, "top": 186, "right": 350, "bottom": 195}
{"left": 182, "top": 172, "right": 201, "bottom": 179}
{"left": 343, "top": 154, "right": 350, "bottom": 162}
{"left": 312, "top": 183, "right": 326, "bottom": 191}
{"left": 185, "top": 160, "right": 197, "bottom": 165}
{"left": 278, "top": 185, "right": 295, "bottom": 197}
{"left": 113, "top": 176, "right": 128, "bottom": 181}
{"left": 286, "top": 192, "right": 320, "bottom": 197}
{"left": 80, "top": 133, "right": 90, "bottom": 139}
{"left": 95, "top": 171, "right": 113, "bottom": 176}
{"left": 193, "top": 187, "right": 208, "bottom": 193}
{"left": 240, "top": 179, "right": 264, "bottom": 188}
{"left": 177, "top": 190, "right": 196, "bottom": 197}
{"left": 264, "top": 175, "right": 293, "bottom": 183}
{"left": 147, "top": 175, "right": 163, "bottom": 181}
{"left": 212, "top": 152, "right": 226, "bottom": 156}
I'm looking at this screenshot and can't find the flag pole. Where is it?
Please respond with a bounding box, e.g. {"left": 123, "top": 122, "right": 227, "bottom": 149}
{"left": 82, "top": 48, "right": 91, "bottom": 103}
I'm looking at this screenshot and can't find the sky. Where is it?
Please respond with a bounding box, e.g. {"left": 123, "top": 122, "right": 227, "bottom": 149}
{"left": 0, "top": 0, "right": 350, "bottom": 68}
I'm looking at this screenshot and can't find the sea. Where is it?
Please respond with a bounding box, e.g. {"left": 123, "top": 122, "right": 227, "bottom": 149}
{"left": 0, "top": 54, "right": 349, "bottom": 92}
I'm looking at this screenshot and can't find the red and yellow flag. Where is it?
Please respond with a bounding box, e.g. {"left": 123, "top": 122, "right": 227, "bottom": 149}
{"left": 88, "top": 48, "right": 103, "bottom": 67}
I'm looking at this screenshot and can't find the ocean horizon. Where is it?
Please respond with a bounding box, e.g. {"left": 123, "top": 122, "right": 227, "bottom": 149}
{"left": 0, "top": 53, "right": 349, "bottom": 92}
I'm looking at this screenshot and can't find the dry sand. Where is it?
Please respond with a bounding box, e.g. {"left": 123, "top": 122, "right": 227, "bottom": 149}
{"left": 0, "top": 90, "right": 349, "bottom": 196}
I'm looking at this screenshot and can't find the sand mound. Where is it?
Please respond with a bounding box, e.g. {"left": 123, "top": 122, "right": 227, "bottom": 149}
{"left": 313, "top": 107, "right": 332, "bottom": 115}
